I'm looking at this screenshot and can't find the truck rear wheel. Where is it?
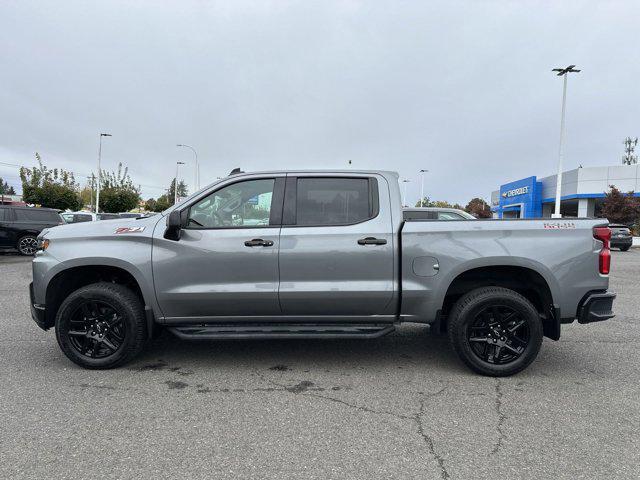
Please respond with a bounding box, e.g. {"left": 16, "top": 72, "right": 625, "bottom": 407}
{"left": 448, "top": 287, "right": 543, "bottom": 377}
{"left": 55, "top": 282, "right": 147, "bottom": 369}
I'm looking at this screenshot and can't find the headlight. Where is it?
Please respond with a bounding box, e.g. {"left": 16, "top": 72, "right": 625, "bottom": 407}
{"left": 36, "top": 238, "right": 50, "bottom": 251}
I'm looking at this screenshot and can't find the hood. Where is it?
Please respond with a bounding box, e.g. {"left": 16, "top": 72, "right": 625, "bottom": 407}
{"left": 42, "top": 215, "right": 161, "bottom": 240}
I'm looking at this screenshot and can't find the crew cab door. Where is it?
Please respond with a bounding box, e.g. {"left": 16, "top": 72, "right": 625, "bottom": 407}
{"left": 278, "top": 174, "right": 395, "bottom": 317}
{"left": 152, "top": 176, "right": 285, "bottom": 321}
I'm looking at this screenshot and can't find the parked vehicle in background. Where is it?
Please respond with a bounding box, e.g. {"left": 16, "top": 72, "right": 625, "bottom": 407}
{"left": 31, "top": 170, "right": 616, "bottom": 376}
{"left": 97, "top": 213, "right": 120, "bottom": 220}
{"left": 61, "top": 211, "right": 95, "bottom": 224}
{"left": 403, "top": 207, "right": 476, "bottom": 220}
{"left": 0, "top": 205, "right": 63, "bottom": 255}
{"left": 609, "top": 224, "right": 633, "bottom": 251}
{"left": 61, "top": 212, "right": 123, "bottom": 223}
{"left": 119, "top": 213, "right": 145, "bottom": 219}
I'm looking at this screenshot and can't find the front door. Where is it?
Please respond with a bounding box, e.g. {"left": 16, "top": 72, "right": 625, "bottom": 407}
{"left": 152, "top": 176, "right": 284, "bottom": 321}
{"left": 277, "top": 175, "right": 395, "bottom": 317}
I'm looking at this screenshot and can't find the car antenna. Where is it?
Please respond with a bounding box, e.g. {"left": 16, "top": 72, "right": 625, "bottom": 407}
{"left": 229, "top": 167, "right": 244, "bottom": 176}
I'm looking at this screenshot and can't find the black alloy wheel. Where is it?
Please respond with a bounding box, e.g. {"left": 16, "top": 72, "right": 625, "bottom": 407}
{"left": 448, "top": 287, "right": 543, "bottom": 377}
{"left": 467, "top": 305, "right": 530, "bottom": 365}
{"left": 66, "top": 300, "right": 126, "bottom": 359}
{"left": 55, "top": 282, "right": 147, "bottom": 369}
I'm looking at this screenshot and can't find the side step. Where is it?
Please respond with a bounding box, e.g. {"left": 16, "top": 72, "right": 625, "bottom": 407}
{"left": 167, "top": 323, "right": 396, "bottom": 340}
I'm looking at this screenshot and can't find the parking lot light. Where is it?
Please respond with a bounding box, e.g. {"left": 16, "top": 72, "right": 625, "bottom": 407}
{"left": 95, "top": 133, "right": 112, "bottom": 214}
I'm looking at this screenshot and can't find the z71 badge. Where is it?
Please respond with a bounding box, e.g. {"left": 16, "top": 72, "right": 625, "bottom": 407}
{"left": 114, "top": 227, "right": 145, "bottom": 234}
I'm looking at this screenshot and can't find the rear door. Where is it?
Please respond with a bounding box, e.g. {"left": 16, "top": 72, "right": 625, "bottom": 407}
{"left": 278, "top": 174, "right": 395, "bottom": 317}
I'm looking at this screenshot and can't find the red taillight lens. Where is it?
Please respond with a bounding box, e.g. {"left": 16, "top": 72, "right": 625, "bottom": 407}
{"left": 593, "top": 226, "right": 611, "bottom": 275}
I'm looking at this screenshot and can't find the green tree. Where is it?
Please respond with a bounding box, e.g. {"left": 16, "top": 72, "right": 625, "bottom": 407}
{"left": 98, "top": 163, "right": 141, "bottom": 213}
{"left": 144, "top": 198, "right": 157, "bottom": 212}
{"left": 415, "top": 197, "right": 462, "bottom": 209}
{"left": 153, "top": 195, "right": 172, "bottom": 212}
{"left": 601, "top": 186, "right": 640, "bottom": 225}
{"left": 0, "top": 178, "right": 16, "bottom": 195}
{"left": 465, "top": 197, "right": 492, "bottom": 218}
{"left": 19, "top": 153, "right": 82, "bottom": 210}
{"left": 168, "top": 178, "right": 188, "bottom": 203}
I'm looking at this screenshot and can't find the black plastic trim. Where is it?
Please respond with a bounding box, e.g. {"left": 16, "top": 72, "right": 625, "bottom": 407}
{"left": 577, "top": 291, "right": 616, "bottom": 324}
{"left": 167, "top": 323, "right": 396, "bottom": 340}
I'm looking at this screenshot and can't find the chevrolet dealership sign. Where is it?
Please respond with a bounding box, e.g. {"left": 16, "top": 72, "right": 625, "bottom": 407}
{"left": 502, "top": 186, "right": 529, "bottom": 198}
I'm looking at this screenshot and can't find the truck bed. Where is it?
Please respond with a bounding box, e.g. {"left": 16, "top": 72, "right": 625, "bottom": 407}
{"left": 399, "top": 217, "right": 609, "bottom": 326}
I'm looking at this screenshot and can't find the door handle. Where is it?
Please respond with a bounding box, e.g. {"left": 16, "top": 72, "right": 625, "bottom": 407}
{"left": 244, "top": 238, "right": 274, "bottom": 247}
{"left": 357, "top": 237, "right": 387, "bottom": 246}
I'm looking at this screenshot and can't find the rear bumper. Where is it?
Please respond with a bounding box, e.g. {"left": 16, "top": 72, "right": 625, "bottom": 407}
{"left": 29, "top": 282, "right": 48, "bottom": 330}
{"left": 577, "top": 291, "right": 616, "bottom": 324}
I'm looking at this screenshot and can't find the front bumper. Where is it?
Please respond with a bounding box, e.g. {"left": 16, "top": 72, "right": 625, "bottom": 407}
{"left": 29, "top": 282, "right": 48, "bottom": 330}
{"left": 577, "top": 291, "right": 616, "bottom": 324}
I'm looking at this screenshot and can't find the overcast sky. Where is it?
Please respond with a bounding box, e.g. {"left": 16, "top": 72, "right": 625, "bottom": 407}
{"left": 1, "top": 0, "right": 639, "bottom": 204}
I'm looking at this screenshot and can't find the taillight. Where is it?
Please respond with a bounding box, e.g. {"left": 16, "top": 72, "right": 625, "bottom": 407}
{"left": 593, "top": 226, "right": 611, "bottom": 275}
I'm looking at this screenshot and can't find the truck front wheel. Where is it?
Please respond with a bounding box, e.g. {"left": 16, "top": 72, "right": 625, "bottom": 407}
{"left": 448, "top": 287, "right": 543, "bottom": 377}
{"left": 55, "top": 283, "right": 147, "bottom": 369}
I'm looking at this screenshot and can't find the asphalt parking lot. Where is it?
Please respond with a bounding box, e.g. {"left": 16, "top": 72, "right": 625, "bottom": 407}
{"left": 0, "top": 251, "right": 638, "bottom": 479}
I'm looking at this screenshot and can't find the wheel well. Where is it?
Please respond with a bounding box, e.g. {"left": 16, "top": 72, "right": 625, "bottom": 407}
{"left": 44, "top": 266, "right": 145, "bottom": 328}
{"left": 441, "top": 266, "right": 559, "bottom": 340}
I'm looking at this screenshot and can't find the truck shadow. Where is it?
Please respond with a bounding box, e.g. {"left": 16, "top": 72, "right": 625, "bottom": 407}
{"left": 134, "top": 324, "right": 466, "bottom": 374}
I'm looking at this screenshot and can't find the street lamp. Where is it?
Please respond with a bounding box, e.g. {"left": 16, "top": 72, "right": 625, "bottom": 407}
{"left": 551, "top": 65, "right": 580, "bottom": 218}
{"left": 177, "top": 144, "right": 199, "bottom": 191}
{"left": 402, "top": 179, "right": 410, "bottom": 207}
{"left": 175, "top": 161, "right": 185, "bottom": 205}
{"left": 95, "top": 133, "right": 112, "bottom": 213}
{"left": 419, "top": 169, "right": 429, "bottom": 207}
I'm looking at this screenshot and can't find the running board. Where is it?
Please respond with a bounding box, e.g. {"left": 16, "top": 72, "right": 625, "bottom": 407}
{"left": 167, "top": 323, "right": 396, "bottom": 340}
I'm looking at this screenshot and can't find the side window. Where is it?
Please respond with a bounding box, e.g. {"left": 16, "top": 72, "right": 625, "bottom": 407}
{"left": 188, "top": 178, "right": 275, "bottom": 228}
{"left": 295, "top": 177, "right": 372, "bottom": 226}
{"left": 0, "top": 209, "right": 6, "bottom": 221}
{"left": 437, "top": 212, "right": 464, "bottom": 220}
{"left": 74, "top": 214, "right": 93, "bottom": 223}
{"left": 15, "top": 209, "right": 60, "bottom": 222}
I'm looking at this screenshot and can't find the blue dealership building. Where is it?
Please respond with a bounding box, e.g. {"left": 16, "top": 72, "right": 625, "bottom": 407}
{"left": 491, "top": 164, "right": 640, "bottom": 219}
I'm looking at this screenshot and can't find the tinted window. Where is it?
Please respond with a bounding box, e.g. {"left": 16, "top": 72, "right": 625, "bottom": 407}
{"left": 188, "top": 178, "right": 275, "bottom": 228}
{"left": 296, "top": 178, "right": 371, "bottom": 226}
{"left": 437, "top": 212, "right": 464, "bottom": 220}
{"left": 73, "top": 214, "right": 93, "bottom": 223}
{"left": 98, "top": 213, "right": 119, "bottom": 220}
{"left": 14, "top": 209, "right": 60, "bottom": 222}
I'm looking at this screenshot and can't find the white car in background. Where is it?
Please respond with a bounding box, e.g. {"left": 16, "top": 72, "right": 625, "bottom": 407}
{"left": 60, "top": 212, "right": 121, "bottom": 223}
{"left": 403, "top": 207, "right": 477, "bottom": 221}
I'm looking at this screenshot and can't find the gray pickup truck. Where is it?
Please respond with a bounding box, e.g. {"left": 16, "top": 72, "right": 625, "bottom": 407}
{"left": 30, "top": 170, "right": 616, "bottom": 376}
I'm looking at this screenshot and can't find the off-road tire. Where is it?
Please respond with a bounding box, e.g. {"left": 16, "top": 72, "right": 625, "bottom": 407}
{"left": 448, "top": 286, "right": 543, "bottom": 377}
{"left": 55, "top": 282, "right": 147, "bottom": 369}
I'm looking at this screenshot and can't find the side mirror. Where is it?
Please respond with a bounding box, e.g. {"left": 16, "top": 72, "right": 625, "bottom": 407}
{"left": 164, "top": 209, "right": 186, "bottom": 241}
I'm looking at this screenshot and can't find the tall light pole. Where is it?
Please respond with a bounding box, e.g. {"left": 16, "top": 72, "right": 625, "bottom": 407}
{"left": 419, "top": 169, "right": 429, "bottom": 207}
{"left": 95, "top": 133, "right": 112, "bottom": 213}
{"left": 87, "top": 175, "right": 95, "bottom": 211}
{"left": 177, "top": 144, "right": 199, "bottom": 190}
{"left": 175, "top": 161, "right": 185, "bottom": 205}
{"left": 551, "top": 65, "right": 580, "bottom": 218}
{"left": 402, "top": 179, "right": 410, "bottom": 207}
